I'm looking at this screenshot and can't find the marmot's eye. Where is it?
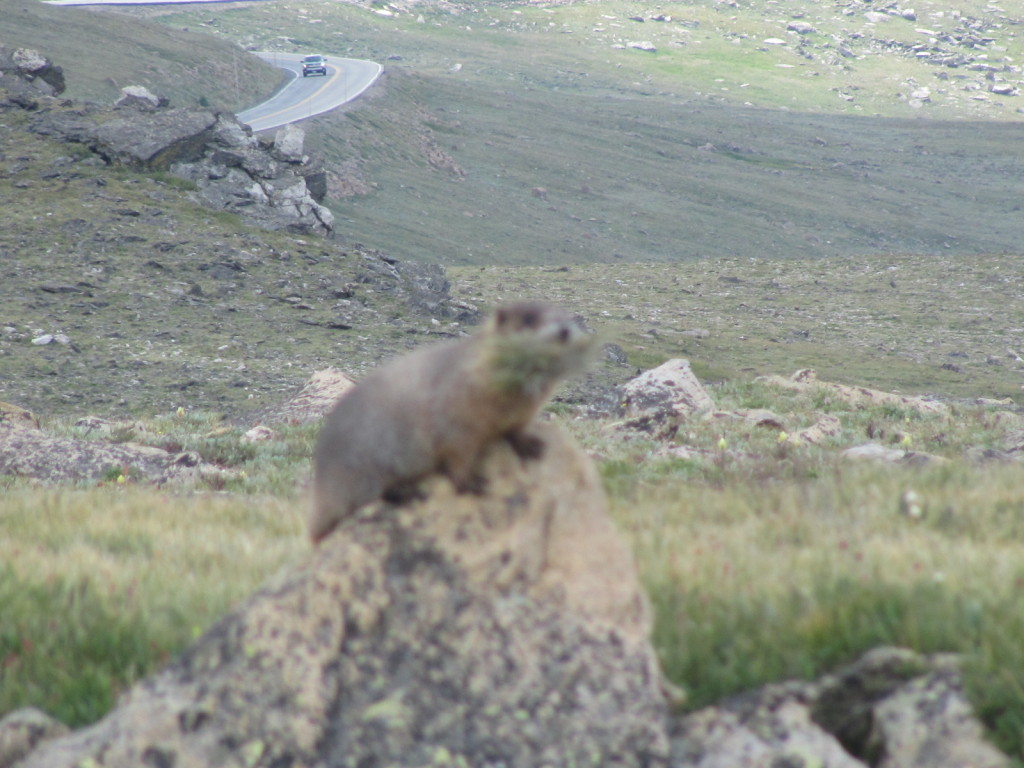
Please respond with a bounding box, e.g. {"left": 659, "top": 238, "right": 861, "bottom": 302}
{"left": 558, "top": 328, "right": 570, "bottom": 342}
{"left": 522, "top": 312, "right": 538, "bottom": 328}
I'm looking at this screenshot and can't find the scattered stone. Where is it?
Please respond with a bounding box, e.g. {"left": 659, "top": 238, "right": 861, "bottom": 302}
{"left": 114, "top": 85, "right": 167, "bottom": 111}
{"left": 709, "top": 407, "right": 786, "bottom": 430}
{"left": 38, "top": 283, "right": 81, "bottom": 294}
{"left": 787, "top": 21, "right": 817, "bottom": 34}
{"left": 628, "top": 41, "right": 657, "bottom": 52}
{"left": 603, "top": 342, "right": 629, "bottom": 365}
{"left": 91, "top": 108, "right": 219, "bottom": 171}
{"left": 0, "top": 416, "right": 227, "bottom": 484}
{"left": 763, "top": 37, "right": 788, "bottom": 45}
{"left": 9, "top": 50, "right": 334, "bottom": 236}
{"left": 0, "top": 402, "right": 39, "bottom": 432}
{"left": 841, "top": 442, "right": 945, "bottom": 466}
{"left": 759, "top": 370, "right": 949, "bottom": 416}
{"left": 242, "top": 424, "right": 277, "bottom": 442}
{"left": 796, "top": 413, "right": 843, "bottom": 445}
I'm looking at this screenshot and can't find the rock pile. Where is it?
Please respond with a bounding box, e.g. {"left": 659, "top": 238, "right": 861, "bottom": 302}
{"left": 0, "top": 48, "right": 334, "bottom": 235}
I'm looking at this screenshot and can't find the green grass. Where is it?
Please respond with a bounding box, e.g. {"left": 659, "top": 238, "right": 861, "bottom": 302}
{"left": 0, "top": 568, "right": 182, "bottom": 727}
{"left": 0, "top": 486, "right": 306, "bottom": 726}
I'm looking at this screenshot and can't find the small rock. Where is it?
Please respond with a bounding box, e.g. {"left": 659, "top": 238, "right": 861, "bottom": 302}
{"left": 114, "top": 85, "right": 167, "bottom": 111}
{"left": 0, "top": 707, "right": 70, "bottom": 767}
{"left": 242, "top": 425, "right": 277, "bottom": 442}
{"left": 787, "top": 21, "right": 816, "bottom": 34}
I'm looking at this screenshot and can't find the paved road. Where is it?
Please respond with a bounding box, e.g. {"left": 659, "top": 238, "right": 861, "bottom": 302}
{"left": 236, "top": 53, "right": 381, "bottom": 132}
{"left": 44, "top": 0, "right": 382, "bottom": 131}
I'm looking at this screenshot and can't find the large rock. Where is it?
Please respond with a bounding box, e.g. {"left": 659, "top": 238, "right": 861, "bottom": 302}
{"left": 15, "top": 422, "right": 670, "bottom": 768}
{"left": 91, "top": 108, "right": 220, "bottom": 171}
{"left": 672, "top": 647, "right": 1011, "bottom": 768}
{"left": 113, "top": 85, "right": 168, "bottom": 111}
{"left": 620, "top": 359, "right": 715, "bottom": 418}
{"left": 0, "top": 47, "right": 65, "bottom": 96}
{"left": 249, "top": 368, "right": 357, "bottom": 425}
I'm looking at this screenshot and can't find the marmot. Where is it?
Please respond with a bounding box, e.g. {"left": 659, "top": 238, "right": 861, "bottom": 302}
{"left": 310, "top": 301, "right": 594, "bottom": 544}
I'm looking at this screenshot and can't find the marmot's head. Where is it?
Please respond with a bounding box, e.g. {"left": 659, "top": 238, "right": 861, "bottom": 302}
{"left": 485, "top": 301, "right": 595, "bottom": 395}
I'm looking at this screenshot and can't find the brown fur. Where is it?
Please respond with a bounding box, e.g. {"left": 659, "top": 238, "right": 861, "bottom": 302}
{"left": 310, "top": 302, "right": 593, "bottom": 544}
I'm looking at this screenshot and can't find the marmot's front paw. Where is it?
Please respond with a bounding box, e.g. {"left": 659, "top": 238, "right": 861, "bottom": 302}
{"left": 506, "top": 430, "right": 546, "bottom": 460}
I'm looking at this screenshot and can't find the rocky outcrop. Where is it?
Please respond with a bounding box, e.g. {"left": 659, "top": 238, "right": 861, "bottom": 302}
{"left": 759, "top": 369, "right": 949, "bottom": 416}
{"left": 248, "top": 368, "right": 357, "bottom": 426}
{"left": 597, "top": 358, "right": 716, "bottom": 438}
{"left": 1, "top": 47, "right": 333, "bottom": 235}
{"left": 0, "top": 408, "right": 231, "bottom": 485}
{"left": 672, "top": 647, "right": 1010, "bottom": 768}
{"left": 0, "top": 47, "right": 64, "bottom": 96}
{"left": 91, "top": 108, "right": 220, "bottom": 170}
{"left": 172, "top": 118, "right": 335, "bottom": 234}
{"left": 13, "top": 421, "right": 670, "bottom": 768}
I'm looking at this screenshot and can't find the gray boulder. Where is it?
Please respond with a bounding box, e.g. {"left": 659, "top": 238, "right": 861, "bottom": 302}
{"left": 91, "top": 108, "right": 219, "bottom": 170}
{"left": 0, "top": 46, "right": 65, "bottom": 96}
{"left": 113, "top": 85, "right": 168, "bottom": 111}
{"left": 272, "top": 122, "right": 308, "bottom": 163}
{"left": 671, "top": 647, "right": 1011, "bottom": 768}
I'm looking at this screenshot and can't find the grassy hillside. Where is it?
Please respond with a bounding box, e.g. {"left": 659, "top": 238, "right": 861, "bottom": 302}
{"left": 119, "top": 0, "right": 1024, "bottom": 266}
{"left": 1, "top": 0, "right": 282, "bottom": 109}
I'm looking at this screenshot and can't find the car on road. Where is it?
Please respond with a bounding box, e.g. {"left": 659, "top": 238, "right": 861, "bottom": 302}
{"left": 302, "top": 54, "right": 328, "bottom": 77}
